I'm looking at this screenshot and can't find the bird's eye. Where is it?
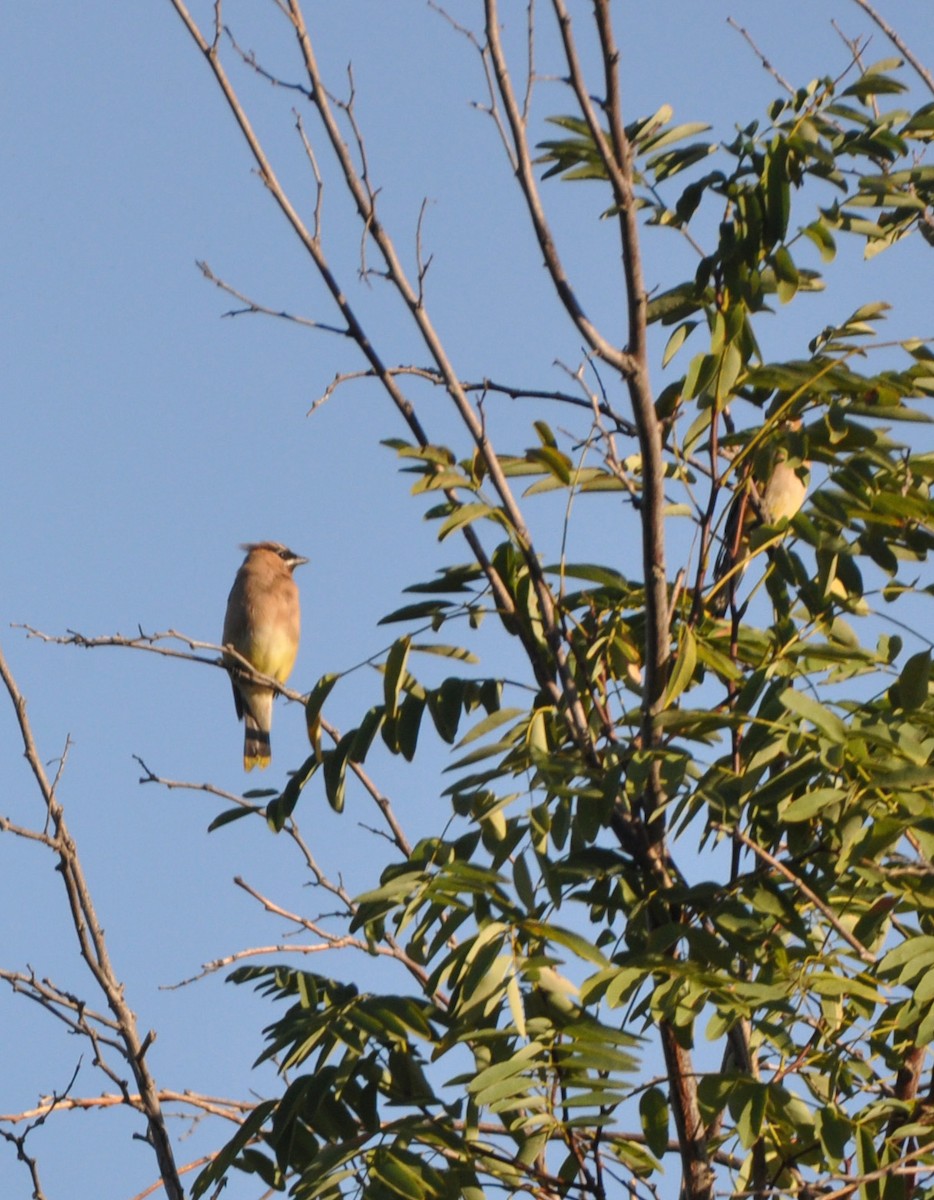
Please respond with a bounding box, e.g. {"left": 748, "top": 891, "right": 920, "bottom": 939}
{"left": 279, "top": 548, "right": 292, "bottom": 560}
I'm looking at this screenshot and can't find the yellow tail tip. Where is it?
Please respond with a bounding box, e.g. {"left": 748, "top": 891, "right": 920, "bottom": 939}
{"left": 244, "top": 754, "right": 271, "bottom": 772}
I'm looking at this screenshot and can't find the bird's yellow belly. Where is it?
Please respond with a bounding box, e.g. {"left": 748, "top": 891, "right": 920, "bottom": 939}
{"left": 249, "top": 627, "right": 298, "bottom": 683}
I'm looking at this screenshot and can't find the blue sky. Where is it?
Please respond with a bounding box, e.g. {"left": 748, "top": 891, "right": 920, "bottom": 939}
{"left": 2, "top": 3, "right": 932, "bottom": 1196}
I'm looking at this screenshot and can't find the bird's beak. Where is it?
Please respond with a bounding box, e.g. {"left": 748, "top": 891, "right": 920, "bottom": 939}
{"left": 293, "top": 555, "right": 310, "bottom": 568}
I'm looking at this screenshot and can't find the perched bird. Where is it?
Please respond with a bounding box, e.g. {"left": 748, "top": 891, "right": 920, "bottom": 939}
{"left": 711, "top": 437, "right": 809, "bottom": 616}
{"left": 222, "top": 542, "right": 308, "bottom": 770}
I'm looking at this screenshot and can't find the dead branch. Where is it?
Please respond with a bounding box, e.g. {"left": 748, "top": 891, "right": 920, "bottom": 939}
{"left": 0, "top": 643, "right": 185, "bottom": 1199}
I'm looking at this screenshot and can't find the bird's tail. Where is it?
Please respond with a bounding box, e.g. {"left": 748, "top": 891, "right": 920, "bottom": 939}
{"left": 243, "top": 712, "right": 271, "bottom": 771}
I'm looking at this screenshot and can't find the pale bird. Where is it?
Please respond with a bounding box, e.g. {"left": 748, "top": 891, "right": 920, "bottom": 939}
{"left": 711, "top": 443, "right": 809, "bottom": 615}
{"left": 222, "top": 542, "right": 308, "bottom": 770}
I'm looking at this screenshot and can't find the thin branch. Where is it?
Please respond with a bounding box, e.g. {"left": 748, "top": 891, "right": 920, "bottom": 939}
{"left": 232, "top": 876, "right": 435, "bottom": 991}
{"left": 312, "top": 363, "right": 637, "bottom": 433}
{"left": 0, "top": 642, "right": 185, "bottom": 1200}
{"left": 130, "top": 1154, "right": 217, "bottom": 1200}
{"left": 846, "top": 0, "right": 934, "bottom": 96}
{"left": 23, "top": 625, "right": 413, "bottom": 855}
{"left": 0, "top": 1089, "right": 252, "bottom": 1127}
{"left": 726, "top": 17, "right": 794, "bottom": 93}
{"left": 717, "top": 824, "right": 877, "bottom": 964}
{"left": 0, "top": 815, "right": 57, "bottom": 848}
{"left": 0, "top": 1061, "right": 81, "bottom": 1200}
{"left": 164, "top": 941, "right": 370, "bottom": 988}
{"left": 556, "top": 0, "right": 670, "bottom": 762}
{"left": 197, "top": 260, "right": 349, "bottom": 335}
{"left": 483, "top": 0, "right": 638, "bottom": 378}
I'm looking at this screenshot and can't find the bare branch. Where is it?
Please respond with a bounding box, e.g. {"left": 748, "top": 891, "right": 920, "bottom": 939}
{"left": 0, "top": 642, "right": 185, "bottom": 1200}
{"left": 0, "top": 1088, "right": 252, "bottom": 1128}
{"left": 282, "top": 0, "right": 595, "bottom": 751}
{"left": 483, "top": 0, "right": 638, "bottom": 378}
{"left": 846, "top": 0, "right": 934, "bottom": 96}
{"left": 197, "top": 260, "right": 349, "bottom": 335}
{"left": 23, "top": 626, "right": 415, "bottom": 862}
{"left": 170, "top": 0, "right": 572, "bottom": 729}
{"left": 312, "top": 363, "right": 637, "bottom": 434}
{"left": 726, "top": 17, "right": 794, "bottom": 93}
{"left": 232, "top": 876, "right": 436, "bottom": 993}
{"left": 0, "top": 1061, "right": 81, "bottom": 1200}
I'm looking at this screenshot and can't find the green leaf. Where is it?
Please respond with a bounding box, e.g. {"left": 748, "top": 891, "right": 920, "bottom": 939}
{"left": 410, "top": 642, "right": 479, "bottom": 664}
{"left": 370, "top": 1147, "right": 429, "bottom": 1200}
{"left": 783, "top": 787, "right": 848, "bottom": 822}
{"left": 662, "top": 321, "right": 697, "bottom": 367}
{"left": 513, "top": 853, "right": 536, "bottom": 910}
{"left": 802, "top": 219, "right": 837, "bottom": 262}
{"left": 639, "top": 1086, "right": 669, "bottom": 1157}
{"left": 842, "top": 72, "right": 908, "bottom": 101}
{"left": 192, "top": 1100, "right": 276, "bottom": 1197}
{"left": 322, "top": 734, "right": 354, "bottom": 813}
{"left": 384, "top": 635, "right": 411, "bottom": 721}
{"left": 207, "top": 803, "right": 263, "bottom": 832}
{"left": 734, "top": 1083, "right": 767, "bottom": 1148}
{"left": 304, "top": 672, "right": 339, "bottom": 740}
{"left": 526, "top": 445, "right": 573, "bottom": 484}
{"left": 896, "top": 649, "right": 930, "bottom": 711}
{"left": 456, "top": 706, "right": 525, "bottom": 748}
{"left": 665, "top": 625, "right": 697, "bottom": 706}
{"left": 880, "top": 935, "right": 934, "bottom": 979}
{"left": 378, "top": 599, "right": 454, "bottom": 625}
{"left": 437, "top": 502, "right": 501, "bottom": 540}
{"left": 816, "top": 1104, "right": 852, "bottom": 1166}
{"left": 427, "top": 678, "right": 465, "bottom": 744}
{"left": 780, "top": 688, "right": 847, "bottom": 742}
{"left": 396, "top": 692, "right": 425, "bottom": 763}
{"left": 266, "top": 754, "right": 318, "bottom": 831}
{"left": 765, "top": 144, "right": 791, "bottom": 243}
{"left": 773, "top": 246, "right": 799, "bottom": 303}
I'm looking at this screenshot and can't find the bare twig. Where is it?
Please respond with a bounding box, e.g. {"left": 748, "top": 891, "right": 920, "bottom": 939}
{"left": 0, "top": 1088, "right": 252, "bottom": 1128}
{"left": 726, "top": 17, "right": 794, "bottom": 93}
{"left": 232, "top": 876, "right": 435, "bottom": 991}
{"left": 0, "top": 1061, "right": 81, "bottom": 1200}
{"left": 312, "top": 363, "right": 637, "bottom": 433}
{"left": 197, "top": 260, "right": 349, "bottom": 335}
{"left": 846, "top": 0, "right": 934, "bottom": 96}
{"left": 0, "top": 643, "right": 185, "bottom": 1199}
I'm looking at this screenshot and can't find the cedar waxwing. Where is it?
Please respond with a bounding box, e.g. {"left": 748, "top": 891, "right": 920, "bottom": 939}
{"left": 711, "top": 440, "right": 809, "bottom": 616}
{"left": 222, "top": 542, "right": 308, "bottom": 770}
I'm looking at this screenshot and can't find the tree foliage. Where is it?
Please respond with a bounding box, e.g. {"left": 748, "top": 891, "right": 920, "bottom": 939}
{"left": 169, "top": 4, "right": 934, "bottom": 1199}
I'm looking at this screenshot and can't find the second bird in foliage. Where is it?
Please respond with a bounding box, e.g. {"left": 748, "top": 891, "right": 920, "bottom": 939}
{"left": 711, "top": 432, "right": 809, "bottom": 616}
